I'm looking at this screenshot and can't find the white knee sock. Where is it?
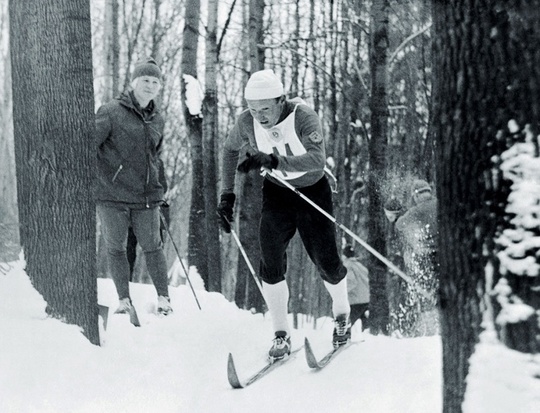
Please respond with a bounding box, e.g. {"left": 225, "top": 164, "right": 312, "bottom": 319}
{"left": 324, "top": 277, "right": 351, "bottom": 318}
{"left": 262, "top": 280, "right": 290, "bottom": 334}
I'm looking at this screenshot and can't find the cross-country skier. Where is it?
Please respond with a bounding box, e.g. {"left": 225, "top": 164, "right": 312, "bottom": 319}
{"left": 217, "top": 69, "right": 351, "bottom": 360}
{"left": 95, "top": 58, "right": 172, "bottom": 316}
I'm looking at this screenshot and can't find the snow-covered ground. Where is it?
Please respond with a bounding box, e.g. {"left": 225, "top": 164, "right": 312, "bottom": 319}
{"left": 0, "top": 258, "right": 538, "bottom": 413}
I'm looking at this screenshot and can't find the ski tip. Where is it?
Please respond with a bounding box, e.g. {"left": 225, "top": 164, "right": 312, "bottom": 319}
{"left": 304, "top": 337, "right": 314, "bottom": 354}
{"left": 304, "top": 337, "right": 320, "bottom": 369}
{"left": 227, "top": 353, "right": 244, "bottom": 389}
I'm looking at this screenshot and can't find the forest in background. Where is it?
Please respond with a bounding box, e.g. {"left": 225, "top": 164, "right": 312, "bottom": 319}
{"left": 2, "top": 1, "right": 539, "bottom": 411}
{"left": 1, "top": 0, "right": 433, "bottom": 316}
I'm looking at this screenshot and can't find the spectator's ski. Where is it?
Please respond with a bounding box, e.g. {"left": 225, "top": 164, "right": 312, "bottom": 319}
{"left": 128, "top": 304, "right": 141, "bottom": 327}
{"left": 227, "top": 346, "right": 303, "bottom": 389}
{"left": 304, "top": 337, "right": 352, "bottom": 370}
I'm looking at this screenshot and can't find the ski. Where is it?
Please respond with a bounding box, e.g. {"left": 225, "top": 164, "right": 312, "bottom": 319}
{"left": 227, "top": 346, "right": 303, "bottom": 389}
{"left": 304, "top": 337, "right": 352, "bottom": 370}
{"left": 128, "top": 304, "right": 141, "bottom": 327}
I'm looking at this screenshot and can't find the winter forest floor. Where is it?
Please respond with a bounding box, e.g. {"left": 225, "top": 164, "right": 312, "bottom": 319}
{"left": 1, "top": 258, "right": 539, "bottom": 413}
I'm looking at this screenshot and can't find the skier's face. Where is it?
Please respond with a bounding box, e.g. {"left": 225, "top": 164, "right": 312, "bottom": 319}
{"left": 384, "top": 209, "right": 399, "bottom": 223}
{"left": 246, "top": 97, "right": 285, "bottom": 129}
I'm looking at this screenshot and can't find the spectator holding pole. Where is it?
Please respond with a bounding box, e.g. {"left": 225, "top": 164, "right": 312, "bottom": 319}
{"left": 95, "top": 58, "right": 172, "bottom": 316}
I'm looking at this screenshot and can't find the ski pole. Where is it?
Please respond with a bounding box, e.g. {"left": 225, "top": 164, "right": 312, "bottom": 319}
{"left": 265, "top": 170, "right": 431, "bottom": 300}
{"left": 159, "top": 209, "right": 202, "bottom": 310}
{"left": 225, "top": 217, "right": 264, "bottom": 296}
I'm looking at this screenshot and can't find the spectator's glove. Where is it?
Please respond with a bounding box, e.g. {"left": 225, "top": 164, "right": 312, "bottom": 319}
{"left": 237, "top": 152, "right": 278, "bottom": 173}
{"left": 217, "top": 193, "right": 236, "bottom": 233}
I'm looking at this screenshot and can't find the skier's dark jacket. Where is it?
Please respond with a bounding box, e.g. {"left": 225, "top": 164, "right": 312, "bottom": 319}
{"left": 95, "top": 91, "right": 166, "bottom": 208}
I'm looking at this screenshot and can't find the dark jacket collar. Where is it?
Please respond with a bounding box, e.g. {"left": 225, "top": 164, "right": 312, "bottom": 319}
{"left": 117, "top": 90, "right": 159, "bottom": 120}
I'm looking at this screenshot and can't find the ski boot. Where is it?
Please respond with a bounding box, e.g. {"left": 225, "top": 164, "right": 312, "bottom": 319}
{"left": 115, "top": 297, "right": 133, "bottom": 314}
{"left": 157, "top": 295, "right": 173, "bottom": 316}
{"left": 268, "top": 331, "right": 291, "bottom": 362}
{"left": 332, "top": 314, "right": 352, "bottom": 348}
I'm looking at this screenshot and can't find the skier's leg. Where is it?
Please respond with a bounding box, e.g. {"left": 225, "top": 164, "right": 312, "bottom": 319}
{"left": 297, "top": 178, "right": 351, "bottom": 346}
{"left": 259, "top": 180, "right": 297, "bottom": 338}
{"left": 323, "top": 278, "right": 351, "bottom": 318}
{"left": 297, "top": 178, "right": 350, "bottom": 317}
{"left": 262, "top": 280, "right": 290, "bottom": 334}
{"left": 98, "top": 204, "right": 131, "bottom": 301}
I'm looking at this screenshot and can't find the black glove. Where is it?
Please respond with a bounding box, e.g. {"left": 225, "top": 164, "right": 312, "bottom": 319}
{"left": 237, "top": 152, "right": 278, "bottom": 173}
{"left": 217, "top": 193, "right": 236, "bottom": 233}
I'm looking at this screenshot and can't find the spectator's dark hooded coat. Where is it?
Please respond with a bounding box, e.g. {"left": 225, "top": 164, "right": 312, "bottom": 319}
{"left": 95, "top": 90, "right": 165, "bottom": 208}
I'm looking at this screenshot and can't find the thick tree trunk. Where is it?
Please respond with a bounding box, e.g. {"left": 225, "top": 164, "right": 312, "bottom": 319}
{"left": 367, "top": 0, "right": 390, "bottom": 335}
{"left": 433, "top": 1, "right": 540, "bottom": 411}
{"left": 9, "top": 0, "right": 99, "bottom": 345}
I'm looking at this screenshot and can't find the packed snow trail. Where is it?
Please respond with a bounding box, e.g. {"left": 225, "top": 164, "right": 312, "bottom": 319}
{"left": 0, "top": 262, "right": 444, "bottom": 413}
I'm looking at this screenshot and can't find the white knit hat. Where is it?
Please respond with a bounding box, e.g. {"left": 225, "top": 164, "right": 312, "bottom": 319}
{"left": 244, "top": 69, "right": 284, "bottom": 100}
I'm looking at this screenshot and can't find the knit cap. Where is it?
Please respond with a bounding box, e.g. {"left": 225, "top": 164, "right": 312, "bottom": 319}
{"left": 244, "top": 69, "right": 284, "bottom": 100}
{"left": 131, "top": 58, "right": 162, "bottom": 81}
{"left": 411, "top": 179, "right": 431, "bottom": 195}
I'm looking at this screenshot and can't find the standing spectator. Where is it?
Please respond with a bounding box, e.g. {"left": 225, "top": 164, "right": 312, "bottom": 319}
{"left": 394, "top": 179, "right": 439, "bottom": 336}
{"left": 95, "top": 57, "right": 172, "bottom": 316}
{"left": 342, "top": 245, "right": 370, "bottom": 330}
{"left": 217, "top": 69, "right": 351, "bottom": 360}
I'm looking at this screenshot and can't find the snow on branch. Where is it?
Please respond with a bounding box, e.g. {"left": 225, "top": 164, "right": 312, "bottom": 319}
{"left": 183, "top": 74, "right": 204, "bottom": 117}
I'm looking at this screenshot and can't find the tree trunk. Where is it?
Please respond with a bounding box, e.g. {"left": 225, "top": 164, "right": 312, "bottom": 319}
{"left": 9, "top": 0, "right": 99, "bottom": 345}
{"left": 433, "top": 1, "right": 540, "bottom": 411}
{"left": 103, "top": 0, "right": 120, "bottom": 102}
{"left": 0, "top": 15, "right": 18, "bottom": 262}
{"left": 367, "top": 0, "right": 390, "bottom": 335}
{"left": 203, "top": 0, "right": 222, "bottom": 292}
{"left": 234, "top": 0, "right": 265, "bottom": 311}
{"left": 182, "top": 0, "right": 208, "bottom": 286}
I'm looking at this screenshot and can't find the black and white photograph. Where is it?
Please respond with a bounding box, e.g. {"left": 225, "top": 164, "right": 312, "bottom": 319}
{"left": 1, "top": 1, "right": 539, "bottom": 412}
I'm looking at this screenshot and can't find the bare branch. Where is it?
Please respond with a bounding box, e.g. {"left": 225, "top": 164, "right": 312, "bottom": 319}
{"left": 388, "top": 23, "right": 431, "bottom": 65}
